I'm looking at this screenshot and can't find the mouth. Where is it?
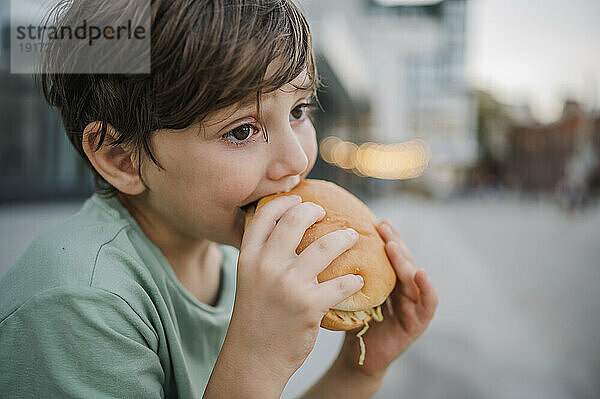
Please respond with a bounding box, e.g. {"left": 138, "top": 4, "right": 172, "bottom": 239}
{"left": 240, "top": 177, "right": 302, "bottom": 214}
{"left": 240, "top": 199, "right": 260, "bottom": 213}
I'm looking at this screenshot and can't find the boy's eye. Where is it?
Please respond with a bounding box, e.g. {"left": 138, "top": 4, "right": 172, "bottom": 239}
{"left": 223, "top": 124, "right": 258, "bottom": 144}
{"left": 290, "top": 103, "right": 314, "bottom": 121}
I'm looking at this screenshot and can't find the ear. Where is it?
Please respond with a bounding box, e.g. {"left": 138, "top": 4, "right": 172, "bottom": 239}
{"left": 82, "top": 122, "right": 147, "bottom": 195}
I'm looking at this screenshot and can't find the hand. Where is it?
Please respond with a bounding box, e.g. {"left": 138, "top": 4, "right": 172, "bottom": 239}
{"left": 337, "top": 219, "right": 438, "bottom": 378}
{"left": 229, "top": 195, "right": 365, "bottom": 383}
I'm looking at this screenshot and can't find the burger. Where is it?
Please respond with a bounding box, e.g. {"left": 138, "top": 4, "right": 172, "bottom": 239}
{"left": 242, "top": 179, "right": 397, "bottom": 365}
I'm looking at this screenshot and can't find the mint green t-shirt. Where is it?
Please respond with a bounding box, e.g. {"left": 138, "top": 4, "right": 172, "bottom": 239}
{"left": 0, "top": 194, "right": 238, "bottom": 398}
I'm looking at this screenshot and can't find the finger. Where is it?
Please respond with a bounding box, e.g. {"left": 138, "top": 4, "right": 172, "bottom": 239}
{"left": 414, "top": 269, "right": 438, "bottom": 319}
{"left": 294, "top": 227, "right": 359, "bottom": 280}
{"left": 315, "top": 274, "right": 364, "bottom": 311}
{"left": 386, "top": 241, "right": 420, "bottom": 302}
{"left": 377, "top": 220, "right": 415, "bottom": 264}
{"left": 241, "top": 195, "right": 302, "bottom": 250}
{"left": 263, "top": 201, "right": 327, "bottom": 258}
{"left": 378, "top": 220, "right": 415, "bottom": 263}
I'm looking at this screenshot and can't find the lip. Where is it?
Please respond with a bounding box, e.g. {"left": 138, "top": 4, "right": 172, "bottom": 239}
{"left": 239, "top": 176, "right": 302, "bottom": 213}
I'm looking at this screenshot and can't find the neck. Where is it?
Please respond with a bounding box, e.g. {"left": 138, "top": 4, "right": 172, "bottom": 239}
{"left": 117, "top": 193, "right": 222, "bottom": 305}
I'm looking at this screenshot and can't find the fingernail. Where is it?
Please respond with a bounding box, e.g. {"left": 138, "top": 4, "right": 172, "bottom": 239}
{"left": 355, "top": 275, "right": 364, "bottom": 285}
{"left": 289, "top": 195, "right": 301, "bottom": 201}
{"left": 307, "top": 202, "right": 325, "bottom": 215}
{"left": 316, "top": 204, "right": 326, "bottom": 215}
{"left": 346, "top": 228, "right": 358, "bottom": 238}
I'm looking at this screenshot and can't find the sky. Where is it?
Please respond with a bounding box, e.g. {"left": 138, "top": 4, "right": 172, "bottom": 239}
{"left": 466, "top": 0, "right": 600, "bottom": 122}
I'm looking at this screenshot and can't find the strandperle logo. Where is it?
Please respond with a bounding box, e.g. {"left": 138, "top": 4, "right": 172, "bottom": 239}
{"left": 15, "top": 20, "right": 147, "bottom": 47}
{"left": 10, "top": 0, "right": 151, "bottom": 74}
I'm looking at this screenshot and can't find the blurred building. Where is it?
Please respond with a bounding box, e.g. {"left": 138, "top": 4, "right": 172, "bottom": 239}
{"left": 591, "top": 115, "right": 600, "bottom": 192}
{"left": 0, "top": 8, "right": 93, "bottom": 202}
{"left": 505, "top": 101, "right": 599, "bottom": 193}
{"left": 302, "top": 0, "right": 476, "bottom": 197}
{"left": 469, "top": 89, "right": 534, "bottom": 189}
{"left": 469, "top": 90, "right": 600, "bottom": 198}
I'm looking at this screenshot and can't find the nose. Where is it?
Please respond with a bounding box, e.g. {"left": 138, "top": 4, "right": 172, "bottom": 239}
{"left": 266, "top": 125, "right": 309, "bottom": 181}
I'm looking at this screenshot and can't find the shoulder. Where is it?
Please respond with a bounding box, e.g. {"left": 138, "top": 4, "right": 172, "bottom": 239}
{"left": 1, "top": 284, "right": 156, "bottom": 340}
{"left": 0, "top": 195, "right": 156, "bottom": 323}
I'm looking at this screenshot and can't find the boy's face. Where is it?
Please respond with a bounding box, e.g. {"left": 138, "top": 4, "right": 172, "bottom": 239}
{"left": 138, "top": 70, "right": 317, "bottom": 249}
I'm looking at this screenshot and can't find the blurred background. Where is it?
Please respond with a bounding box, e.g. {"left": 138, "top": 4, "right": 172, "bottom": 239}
{"left": 1, "top": 0, "right": 599, "bottom": 398}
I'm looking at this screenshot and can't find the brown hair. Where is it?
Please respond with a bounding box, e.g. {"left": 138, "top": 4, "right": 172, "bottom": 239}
{"left": 39, "top": 0, "right": 320, "bottom": 196}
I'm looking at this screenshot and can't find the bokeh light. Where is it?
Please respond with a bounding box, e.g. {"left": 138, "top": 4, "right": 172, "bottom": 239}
{"left": 319, "top": 136, "right": 431, "bottom": 180}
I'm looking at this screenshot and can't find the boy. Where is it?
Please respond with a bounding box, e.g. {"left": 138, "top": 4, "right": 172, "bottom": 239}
{"left": 0, "top": 0, "right": 438, "bottom": 397}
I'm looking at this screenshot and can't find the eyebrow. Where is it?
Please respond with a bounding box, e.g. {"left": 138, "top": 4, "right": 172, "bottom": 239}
{"left": 237, "top": 86, "right": 313, "bottom": 109}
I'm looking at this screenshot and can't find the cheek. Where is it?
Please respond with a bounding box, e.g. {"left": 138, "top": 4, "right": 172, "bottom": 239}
{"left": 203, "top": 150, "right": 264, "bottom": 205}
{"left": 140, "top": 139, "right": 239, "bottom": 209}
{"left": 222, "top": 172, "right": 260, "bottom": 203}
